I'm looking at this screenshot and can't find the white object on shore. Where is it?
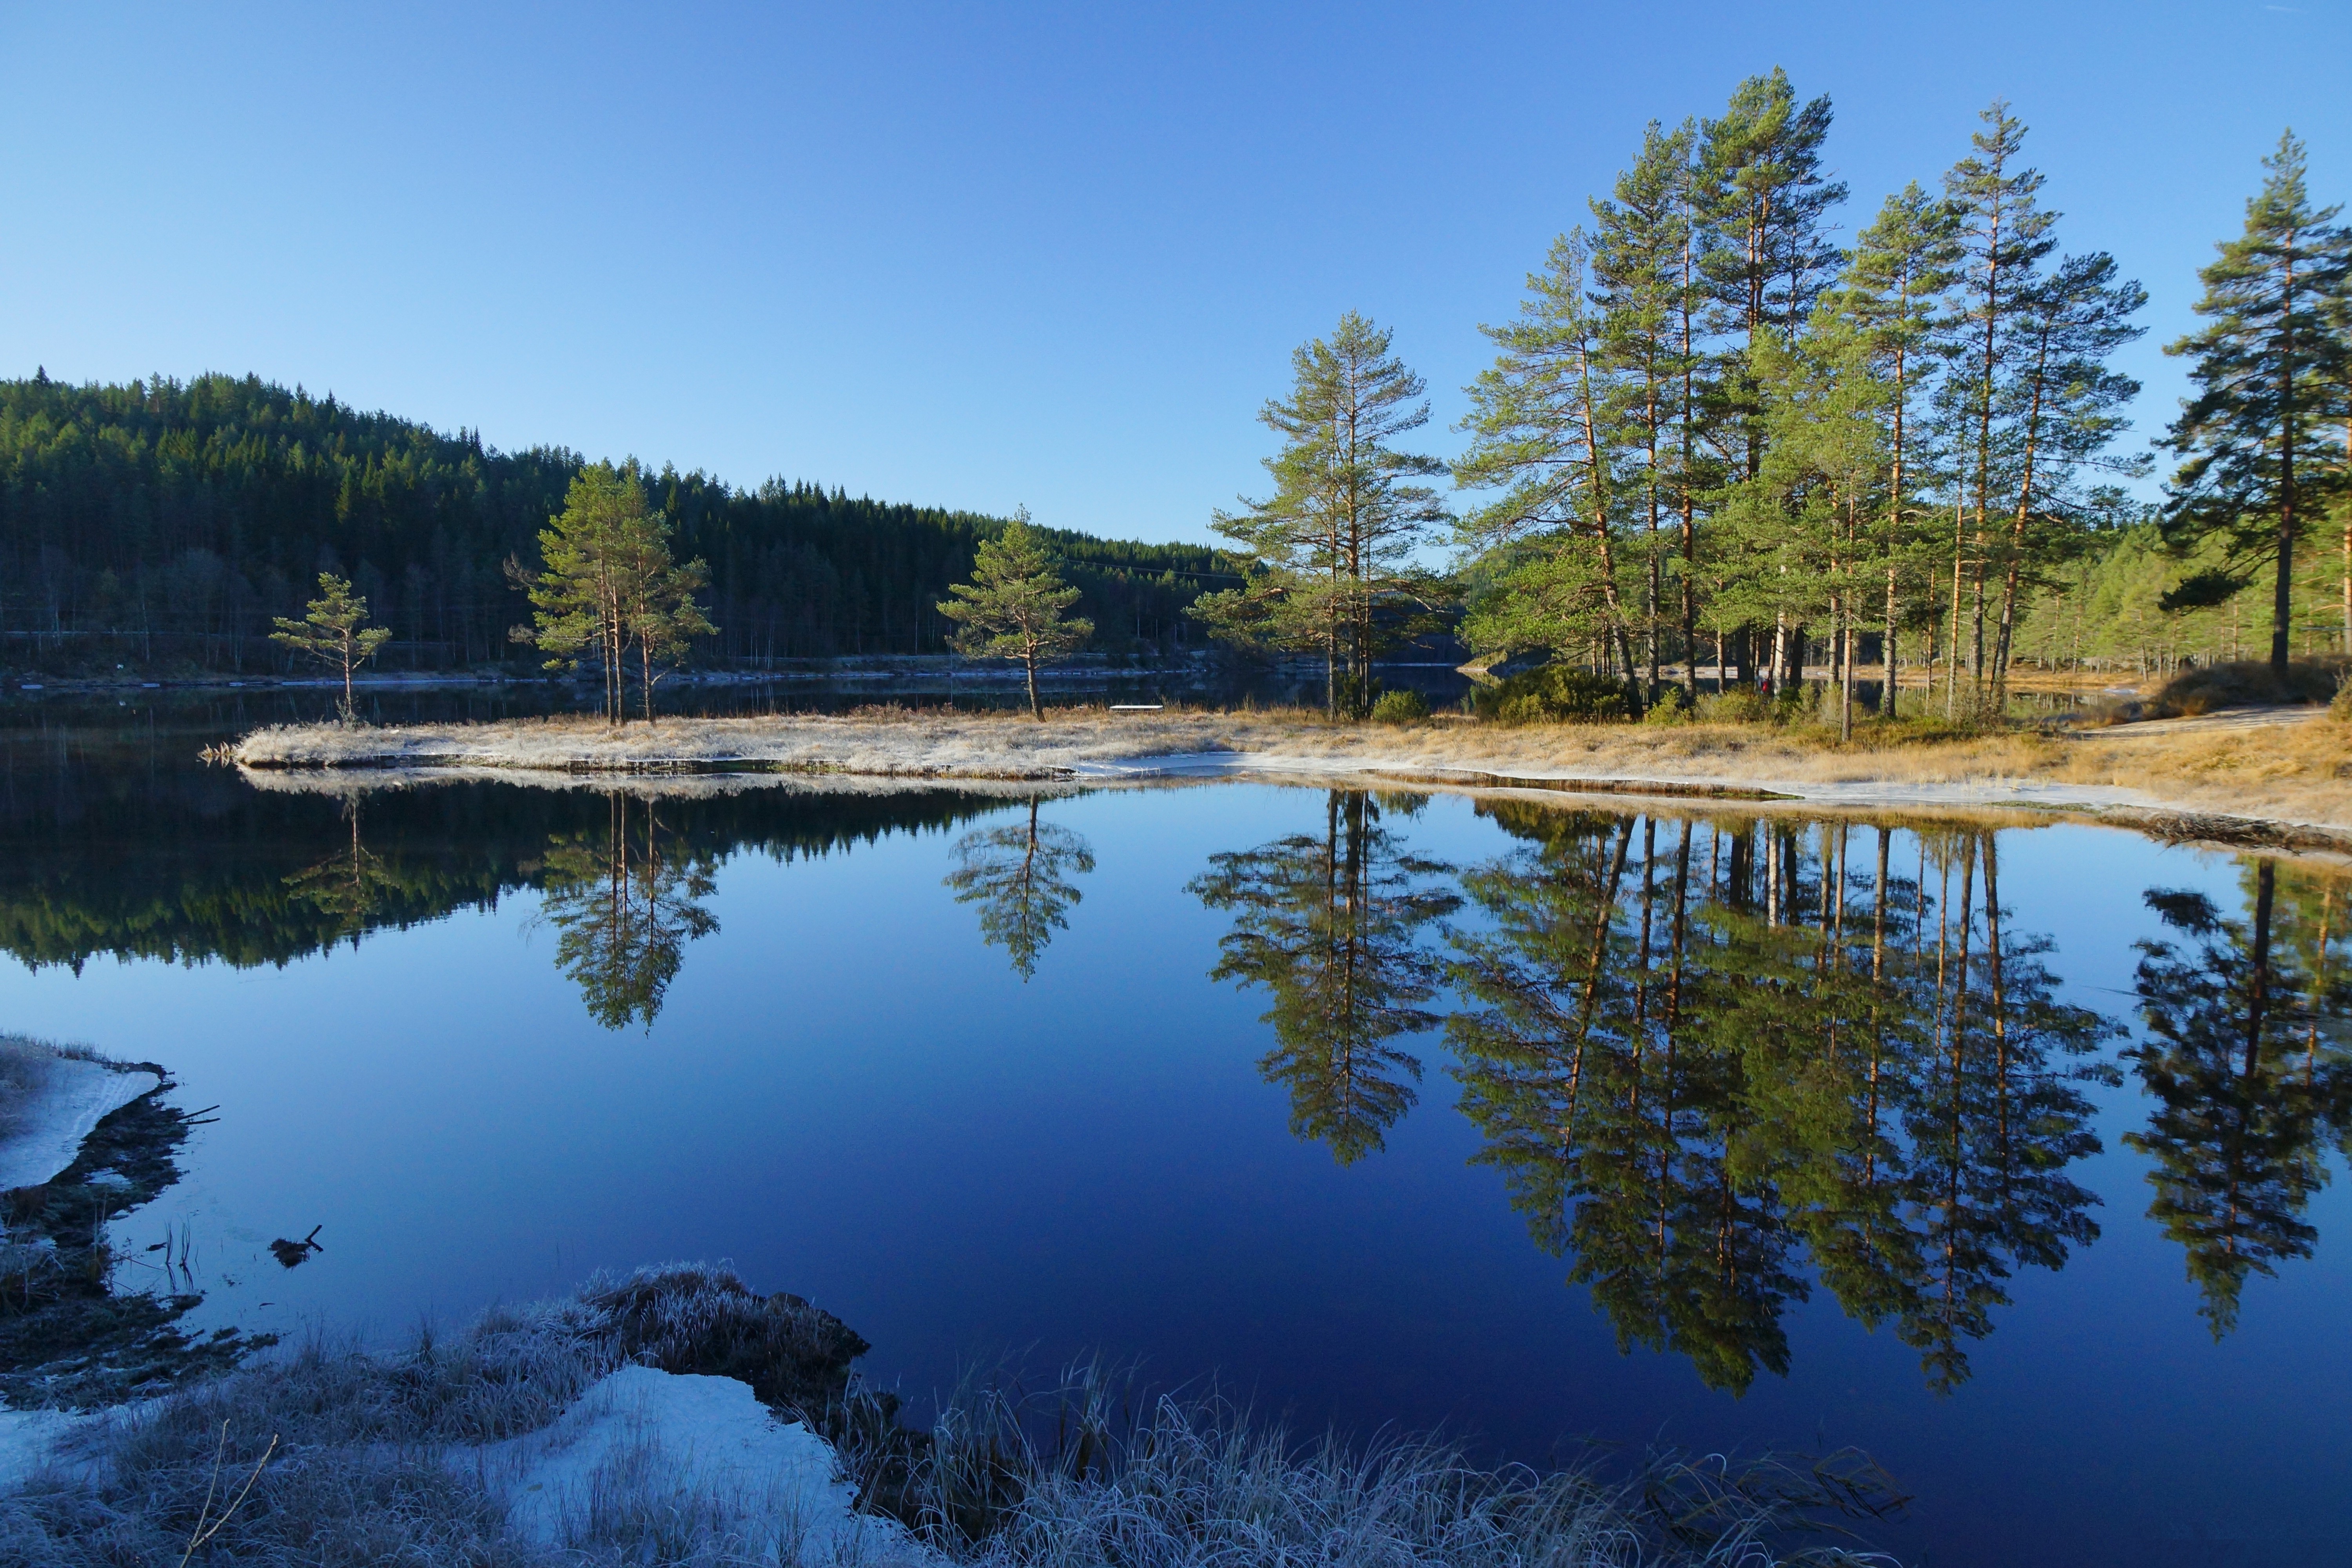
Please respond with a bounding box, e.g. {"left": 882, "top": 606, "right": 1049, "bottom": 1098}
{"left": 0, "top": 1050, "right": 161, "bottom": 1193}
{"left": 474, "top": 1364, "right": 920, "bottom": 1561}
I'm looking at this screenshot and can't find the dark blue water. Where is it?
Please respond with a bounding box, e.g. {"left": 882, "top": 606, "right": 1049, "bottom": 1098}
{"left": 0, "top": 697, "right": 2345, "bottom": 1566}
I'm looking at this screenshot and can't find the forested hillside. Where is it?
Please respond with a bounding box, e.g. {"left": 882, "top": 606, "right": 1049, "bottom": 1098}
{"left": 0, "top": 373, "right": 1223, "bottom": 674}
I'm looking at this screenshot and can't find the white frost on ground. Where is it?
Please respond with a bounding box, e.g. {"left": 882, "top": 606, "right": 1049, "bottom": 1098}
{"left": 470, "top": 1364, "right": 920, "bottom": 1563}
{"left": 0, "top": 1408, "right": 92, "bottom": 1491}
{"left": 0, "top": 1053, "right": 160, "bottom": 1193}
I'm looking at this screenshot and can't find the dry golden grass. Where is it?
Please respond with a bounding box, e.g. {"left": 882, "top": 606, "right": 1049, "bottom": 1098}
{"left": 230, "top": 702, "right": 2352, "bottom": 837}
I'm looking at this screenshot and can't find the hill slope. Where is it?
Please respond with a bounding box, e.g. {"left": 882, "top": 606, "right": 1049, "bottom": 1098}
{"left": 0, "top": 372, "right": 1222, "bottom": 673}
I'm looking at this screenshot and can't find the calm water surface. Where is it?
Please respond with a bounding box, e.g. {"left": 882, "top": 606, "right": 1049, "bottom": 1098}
{"left": 1, "top": 695, "right": 2347, "bottom": 1566}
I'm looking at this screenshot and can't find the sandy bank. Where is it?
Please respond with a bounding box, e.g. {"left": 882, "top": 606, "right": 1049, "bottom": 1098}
{"left": 228, "top": 706, "right": 2352, "bottom": 848}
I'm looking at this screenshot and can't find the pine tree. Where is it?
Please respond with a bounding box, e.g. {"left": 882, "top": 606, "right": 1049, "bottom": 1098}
{"left": 1592, "top": 120, "right": 1704, "bottom": 700}
{"left": 1196, "top": 314, "right": 1447, "bottom": 717}
{"left": 937, "top": 510, "right": 1093, "bottom": 719}
{"left": 622, "top": 543, "right": 717, "bottom": 722}
{"left": 1697, "top": 69, "right": 1847, "bottom": 685}
{"left": 1941, "top": 100, "right": 2059, "bottom": 710}
{"left": 1826, "top": 184, "right": 1963, "bottom": 715}
{"left": 516, "top": 463, "right": 641, "bottom": 724}
{"left": 1715, "top": 318, "right": 1884, "bottom": 738}
{"left": 517, "top": 462, "right": 713, "bottom": 722}
{"left": 1984, "top": 250, "right": 2145, "bottom": 699}
{"left": 270, "top": 572, "right": 391, "bottom": 717}
{"left": 1456, "top": 233, "right": 1646, "bottom": 701}
{"left": 2161, "top": 131, "right": 2352, "bottom": 679}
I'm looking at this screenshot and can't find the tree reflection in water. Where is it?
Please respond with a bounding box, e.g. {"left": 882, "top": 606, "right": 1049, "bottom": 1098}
{"left": 1447, "top": 805, "right": 2118, "bottom": 1393}
{"left": 532, "top": 791, "right": 719, "bottom": 1029}
{"left": 282, "top": 798, "right": 402, "bottom": 947}
{"left": 945, "top": 796, "right": 1096, "bottom": 981}
{"left": 1190, "top": 791, "right": 1461, "bottom": 1165}
{"left": 2127, "top": 859, "right": 2352, "bottom": 1336}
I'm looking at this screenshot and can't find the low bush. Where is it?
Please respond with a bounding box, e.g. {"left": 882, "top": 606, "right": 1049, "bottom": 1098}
{"left": 2146, "top": 658, "right": 2345, "bottom": 718}
{"left": 1696, "top": 688, "right": 1773, "bottom": 725}
{"left": 1470, "top": 666, "right": 1634, "bottom": 725}
{"left": 1368, "top": 689, "right": 1429, "bottom": 725}
{"left": 1643, "top": 687, "right": 1692, "bottom": 725}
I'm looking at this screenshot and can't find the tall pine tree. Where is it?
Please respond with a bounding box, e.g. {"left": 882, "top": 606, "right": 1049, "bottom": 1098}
{"left": 1940, "top": 100, "right": 2058, "bottom": 711}
{"left": 1824, "top": 184, "right": 1963, "bottom": 715}
{"left": 1698, "top": 69, "right": 1847, "bottom": 685}
{"left": 2161, "top": 131, "right": 2351, "bottom": 679}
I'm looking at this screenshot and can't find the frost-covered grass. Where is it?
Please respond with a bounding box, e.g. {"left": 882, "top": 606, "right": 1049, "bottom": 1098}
{"left": 227, "top": 700, "right": 2352, "bottom": 841}
{"left": 0, "top": 1264, "right": 1903, "bottom": 1566}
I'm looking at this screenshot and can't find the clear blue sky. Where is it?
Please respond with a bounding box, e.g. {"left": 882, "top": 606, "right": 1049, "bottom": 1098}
{"left": 2, "top": 2, "right": 2343, "bottom": 546}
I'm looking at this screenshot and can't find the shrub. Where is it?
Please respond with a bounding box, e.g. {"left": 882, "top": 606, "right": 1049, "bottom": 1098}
{"left": 1470, "top": 666, "right": 1633, "bottom": 725}
{"left": 1643, "top": 687, "right": 1691, "bottom": 725}
{"left": 2147, "top": 658, "right": 2345, "bottom": 718}
{"left": 1368, "top": 689, "right": 1429, "bottom": 725}
{"left": 1696, "top": 689, "right": 1773, "bottom": 725}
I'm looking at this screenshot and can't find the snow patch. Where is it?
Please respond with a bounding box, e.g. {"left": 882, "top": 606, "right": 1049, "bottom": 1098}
{"left": 472, "top": 1363, "right": 921, "bottom": 1562}
{"left": 0, "top": 1055, "right": 160, "bottom": 1192}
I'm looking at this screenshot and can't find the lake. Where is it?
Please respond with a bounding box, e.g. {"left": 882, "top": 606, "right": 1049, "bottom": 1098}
{"left": 0, "top": 691, "right": 2346, "bottom": 1566}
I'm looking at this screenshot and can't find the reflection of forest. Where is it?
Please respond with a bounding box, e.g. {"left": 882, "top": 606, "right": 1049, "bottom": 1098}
{"left": 2128, "top": 860, "right": 2352, "bottom": 1335}
{"left": 1448, "top": 805, "right": 2121, "bottom": 1392}
{"left": 1190, "top": 794, "right": 2352, "bottom": 1393}
{"left": 0, "top": 756, "right": 1009, "bottom": 973}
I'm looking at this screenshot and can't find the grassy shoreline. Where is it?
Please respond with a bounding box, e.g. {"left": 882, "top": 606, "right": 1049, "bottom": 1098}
{"left": 2, "top": 1263, "right": 1902, "bottom": 1567}
{"left": 227, "top": 704, "right": 2352, "bottom": 848}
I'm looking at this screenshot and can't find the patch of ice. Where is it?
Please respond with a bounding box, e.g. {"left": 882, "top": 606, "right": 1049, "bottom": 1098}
{"left": 0, "top": 1058, "right": 161, "bottom": 1193}
{"left": 471, "top": 1364, "right": 922, "bottom": 1563}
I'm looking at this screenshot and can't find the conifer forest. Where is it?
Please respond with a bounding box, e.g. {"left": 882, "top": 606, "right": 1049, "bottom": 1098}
{"left": 4, "top": 71, "right": 2344, "bottom": 708}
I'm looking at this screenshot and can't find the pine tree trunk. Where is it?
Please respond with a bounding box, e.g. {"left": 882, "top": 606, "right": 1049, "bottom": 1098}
{"left": 1945, "top": 492, "right": 1966, "bottom": 719}
{"left": 1678, "top": 225, "right": 1700, "bottom": 703}
{"left": 1991, "top": 325, "right": 2054, "bottom": 702}
{"left": 1575, "top": 334, "right": 1642, "bottom": 708}
{"left": 2341, "top": 434, "right": 2350, "bottom": 654}
{"left": 1840, "top": 614, "right": 1854, "bottom": 742}
{"left": 2272, "top": 274, "right": 2299, "bottom": 680}
{"left": 1025, "top": 646, "right": 1042, "bottom": 720}
{"left": 1884, "top": 568, "right": 1900, "bottom": 719}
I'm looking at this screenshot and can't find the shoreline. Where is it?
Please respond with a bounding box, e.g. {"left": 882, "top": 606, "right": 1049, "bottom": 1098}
{"left": 225, "top": 706, "right": 2352, "bottom": 853}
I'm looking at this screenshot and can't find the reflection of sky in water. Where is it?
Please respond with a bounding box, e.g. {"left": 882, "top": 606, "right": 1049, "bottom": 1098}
{"left": 0, "top": 766, "right": 2345, "bottom": 1565}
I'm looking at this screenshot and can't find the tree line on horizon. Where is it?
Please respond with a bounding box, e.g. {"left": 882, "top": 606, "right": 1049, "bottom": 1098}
{"left": 0, "top": 372, "right": 1218, "bottom": 677}
{"left": 1198, "top": 70, "right": 2352, "bottom": 719}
